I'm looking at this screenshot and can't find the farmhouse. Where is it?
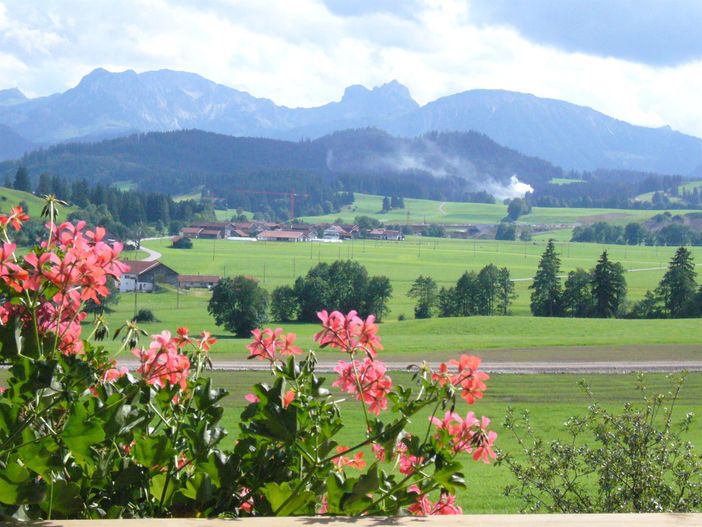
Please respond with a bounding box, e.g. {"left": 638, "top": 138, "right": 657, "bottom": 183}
{"left": 119, "top": 260, "right": 179, "bottom": 292}
{"left": 180, "top": 227, "right": 203, "bottom": 238}
{"left": 257, "top": 230, "right": 309, "bottom": 242}
{"left": 367, "top": 228, "right": 403, "bottom": 241}
{"left": 178, "top": 274, "right": 220, "bottom": 289}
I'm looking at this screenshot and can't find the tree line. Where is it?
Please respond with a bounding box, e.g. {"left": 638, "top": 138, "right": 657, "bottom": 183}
{"left": 407, "top": 265, "right": 516, "bottom": 319}
{"left": 571, "top": 216, "right": 702, "bottom": 247}
{"left": 530, "top": 240, "right": 702, "bottom": 319}
{"left": 207, "top": 260, "right": 392, "bottom": 336}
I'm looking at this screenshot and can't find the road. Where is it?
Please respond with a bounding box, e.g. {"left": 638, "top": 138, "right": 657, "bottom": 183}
{"left": 136, "top": 237, "right": 168, "bottom": 261}
{"left": 117, "top": 359, "right": 702, "bottom": 374}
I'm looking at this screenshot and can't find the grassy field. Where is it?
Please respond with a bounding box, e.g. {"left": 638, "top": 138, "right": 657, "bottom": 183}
{"left": 211, "top": 370, "right": 702, "bottom": 513}
{"left": 138, "top": 235, "right": 701, "bottom": 318}
{"left": 549, "top": 177, "right": 585, "bottom": 185}
{"left": 635, "top": 180, "right": 702, "bottom": 203}
{"left": 97, "top": 235, "right": 702, "bottom": 360}
{"left": 299, "top": 193, "right": 698, "bottom": 227}
{"left": 0, "top": 186, "right": 76, "bottom": 217}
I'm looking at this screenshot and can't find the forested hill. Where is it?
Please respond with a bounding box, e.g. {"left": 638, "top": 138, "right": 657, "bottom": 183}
{"left": 0, "top": 128, "right": 563, "bottom": 206}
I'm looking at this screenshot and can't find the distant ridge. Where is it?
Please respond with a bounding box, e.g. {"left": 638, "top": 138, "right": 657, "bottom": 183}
{"left": 1, "top": 68, "right": 701, "bottom": 175}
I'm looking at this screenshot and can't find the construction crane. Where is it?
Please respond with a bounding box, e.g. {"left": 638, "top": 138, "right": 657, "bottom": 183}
{"left": 233, "top": 188, "right": 310, "bottom": 223}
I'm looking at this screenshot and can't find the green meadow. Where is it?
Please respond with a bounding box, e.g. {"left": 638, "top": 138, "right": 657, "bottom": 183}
{"left": 298, "top": 193, "right": 697, "bottom": 227}
{"left": 97, "top": 235, "right": 702, "bottom": 360}
{"left": 212, "top": 370, "right": 702, "bottom": 513}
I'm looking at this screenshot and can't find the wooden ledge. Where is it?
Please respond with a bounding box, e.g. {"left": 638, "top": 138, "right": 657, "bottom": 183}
{"left": 35, "top": 513, "right": 702, "bottom": 526}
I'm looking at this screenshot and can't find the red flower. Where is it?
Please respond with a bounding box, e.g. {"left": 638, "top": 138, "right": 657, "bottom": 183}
{"left": 332, "top": 446, "right": 366, "bottom": 470}
{"left": 407, "top": 486, "right": 462, "bottom": 515}
{"left": 247, "top": 328, "right": 300, "bottom": 361}
{"left": 282, "top": 389, "right": 295, "bottom": 409}
{"left": 434, "top": 354, "right": 489, "bottom": 405}
{"left": 133, "top": 330, "right": 191, "bottom": 390}
{"left": 0, "top": 206, "right": 29, "bottom": 231}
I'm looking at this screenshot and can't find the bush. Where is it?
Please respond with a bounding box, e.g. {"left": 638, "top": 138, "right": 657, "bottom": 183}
{"left": 171, "top": 236, "right": 193, "bottom": 249}
{"left": 500, "top": 375, "right": 702, "bottom": 512}
{"left": 0, "top": 199, "right": 499, "bottom": 519}
{"left": 133, "top": 308, "right": 158, "bottom": 323}
{"left": 0, "top": 199, "right": 503, "bottom": 520}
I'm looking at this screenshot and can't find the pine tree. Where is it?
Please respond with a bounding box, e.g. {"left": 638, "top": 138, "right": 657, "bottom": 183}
{"left": 656, "top": 247, "right": 697, "bottom": 317}
{"left": 35, "top": 173, "right": 53, "bottom": 196}
{"left": 13, "top": 166, "right": 31, "bottom": 192}
{"left": 408, "top": 275, "right": 438, "bottom": 319}
{"left": 562, "top": 268, "right": 593, "bottom": 318}
{"left": 530, "top": 239, "right": 563, "bottom": 317}
{"left": 591, "top": 250, "right": 627, "bottom": 318}
{"left": 382, "top": 196, "right": 391, "bottom": 212}
{"left": 496, "top": 267, "right": 516, "bottom": 316}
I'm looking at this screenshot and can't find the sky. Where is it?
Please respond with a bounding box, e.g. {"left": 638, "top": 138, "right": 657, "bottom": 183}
{"left": 1, "top": 0, "right": 702, "bottom": 137}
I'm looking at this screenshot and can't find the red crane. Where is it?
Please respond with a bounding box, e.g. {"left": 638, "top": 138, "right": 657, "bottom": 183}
{"left": 233, "top": 188, "right": 310, "bottom": 222}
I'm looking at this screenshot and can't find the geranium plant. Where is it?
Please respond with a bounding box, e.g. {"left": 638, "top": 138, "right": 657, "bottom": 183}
{"left": 0, "top": 199, "right": 495, "bottom": 520}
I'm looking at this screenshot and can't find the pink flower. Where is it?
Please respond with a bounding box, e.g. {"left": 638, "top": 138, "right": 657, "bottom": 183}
{"left": 245, "top": 393, "right": 260, "bottom": 403}
{"left": 433, "top": 354, "right": 489, "bottom": 405}
{"left": 247, "top": 328, "right": 300, "bottom": 361}
{"left": 102, "top": 366, "right": 128, "bottom": 383}
{"left": 332, "top": 358, "right": 392, "bottom": 415}
{"left": 133, "top": 331, "right": 191, "bottom": 390}
{"left": 314, "top": 310, "right": 382, "bottom": 357}
{"left": 407, "top": 486, "right": 462, "bottom": 516}
{"left": 398, "top": 453, "right": 425, "bottom": 475}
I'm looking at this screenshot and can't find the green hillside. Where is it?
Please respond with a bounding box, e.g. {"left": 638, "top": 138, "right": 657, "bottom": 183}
{"left": 300, "top": 193, "right": 698, "bottom": 227}
{"left": 0, "top": 186, "right": 75, "bottom": 218}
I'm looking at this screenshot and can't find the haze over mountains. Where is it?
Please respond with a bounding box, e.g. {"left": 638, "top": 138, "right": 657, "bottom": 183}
{"left": 1, "top": 68, "right": 701, "bottom": 176}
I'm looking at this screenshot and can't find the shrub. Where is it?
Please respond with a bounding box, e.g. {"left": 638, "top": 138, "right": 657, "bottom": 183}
{"left": 133, "top": 308, "right": 158, "bottom": 323}
{"left": 500, "top": 375, "right": 702, "bottom": 512}
{"left": 0, "top": 198, "right": 497, "bottom": 519}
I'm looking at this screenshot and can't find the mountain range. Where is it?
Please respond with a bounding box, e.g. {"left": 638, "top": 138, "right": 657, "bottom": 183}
{"left": 1, "top": 68, "right": 701, "bottom": 175}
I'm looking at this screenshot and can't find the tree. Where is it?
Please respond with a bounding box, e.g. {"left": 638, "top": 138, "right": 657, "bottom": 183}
{"left": 656, "top": 247, "right": 697, "bottom": 317}
{"left": 495, "top": 223, "right": 516, "bottom": 240}
{"left": 530, "top": 240, "right": 563, "bottom": 317}
{"left": 476, "top": 264, "right": 500, "bottom": 315}
{"left": 454, "top": 271, "right": 479, "bottom": 316}
{"left": 382, "top": 196, "right": 391, "bottom": 212}
{"left": 35, "top": 172, "right": 53, "bottom": 196}
{"left": 506, "top": 198, "right": 530, "bottom": 221}
{"left": 271, "top": 285, "right": 299, "bottom": 322}
{"left": 628, "top": 290, "right": 664, "bottom": 319}
{"left": 408, "top": 275, "right": 438, "bottom": 319}
{"left": 437, "top": 286, "right": 457, "bottom": 317}
{"left": 591, "top": 250, "right": 627, "bottom": 318}
{"left": 13, "top": 166, "right": 31, "bottom": 192}
{"left": 496, "top": 267, "right": 516, "bottom": 316}
{"left": 208, "top": 276, "right": 269, "bottom": 337}
{"left": 365, "top": 276, "right": 393, "bottom": 322}
{"left": 624, "top": 222, "right": 645, "bottom": 245}
{"left": 562, "top": 268, "right": 593, "bottom": 318}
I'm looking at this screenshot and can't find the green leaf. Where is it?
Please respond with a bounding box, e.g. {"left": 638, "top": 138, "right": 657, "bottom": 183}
{"left": 132, "top": 435, "right": 176, "bottom": 469}
{"left": 149, "top": 473, "right": 176, "bottom": 506}
{"left": 261, "top": 481, "right": 315, "bottom": 516}
{"left": 62, "top": 402, "right": 105, "bottom": 466}
{"left": 47, "top": 480, "right": 82, "bottom": 515}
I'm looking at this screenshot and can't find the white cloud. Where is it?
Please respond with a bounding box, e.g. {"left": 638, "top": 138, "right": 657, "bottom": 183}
{"left": 0, "top": 0, "right": 701, "bottom": 138}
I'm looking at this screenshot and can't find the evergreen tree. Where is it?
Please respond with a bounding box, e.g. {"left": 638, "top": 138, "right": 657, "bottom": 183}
{"left": 408, "top": 275, "right": 438, "bottom": 319}
{"left": 562, "top": 268, "right": 593, "bottom": 318}
{"left": 382, "top": 196, "right": 391, "bottom": 212}
{"left": 437, "top": 287, "right": 457, "bottom": 317}
{"left": 13, "top": 166, "right": 31, "bottom": 192}
{"left": 530, "top": 239, "right": 563, "bottom": 317}
{"left": 591, "top": 250, "right": 627, "bottom": 318}
{"left": 365, "top": 275, "right": 393, "bottom": 322}
{"left": 496, "top": 267, "right": 516, "bottom": 316}
{"left": 35, "top": 173, "right": 53, "bottom": 196}
{"left": 454, "top": 271, "right": 479, "bottom": 316}
{"left": 656, "top": 247, "right": 697, "bottom": 317}
{"left": 476, "top": 264, "right": 500, "bottom": 315}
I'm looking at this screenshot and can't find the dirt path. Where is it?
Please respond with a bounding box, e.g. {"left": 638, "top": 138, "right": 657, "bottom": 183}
{"left": 117, "top": 359, "right": 702, "bottom": 374}
{"left": 438, "top": 201, "right": 447, "bottom": 216}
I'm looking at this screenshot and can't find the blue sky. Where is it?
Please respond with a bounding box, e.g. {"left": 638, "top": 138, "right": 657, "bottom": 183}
{"left": 1, "top": 0, "right": 702, "bottom": 137}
